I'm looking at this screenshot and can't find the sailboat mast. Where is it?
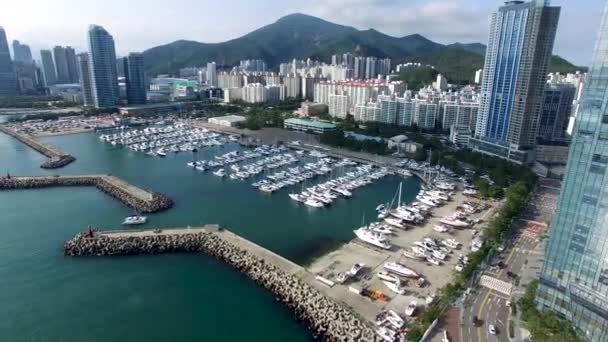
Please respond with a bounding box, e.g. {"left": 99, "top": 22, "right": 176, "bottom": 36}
{"left": 398, "top": 182, "right": 402, "bottom": 208}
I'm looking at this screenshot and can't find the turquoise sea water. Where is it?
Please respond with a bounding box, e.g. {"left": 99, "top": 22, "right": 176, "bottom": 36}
{"left": 0, "top": 131, "right": 420, "bottom": 341}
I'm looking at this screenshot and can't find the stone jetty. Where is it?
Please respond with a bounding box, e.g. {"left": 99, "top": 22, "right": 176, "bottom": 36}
{"left": 64, "top": 227, "right": 379, "bottom": 341}
{"left": 0, "top": 124, "right": 76, "bottom": 168}
{"left": 0, "top": 175, "right": 173, "bottom": 213}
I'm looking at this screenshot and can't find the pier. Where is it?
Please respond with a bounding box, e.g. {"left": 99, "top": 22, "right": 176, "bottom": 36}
{"left": 64, "top": 226, "right": 379, "bottom": 341}
{"left": 0, "top": 124, "right": 76, "bottom": 168}
{"left": 0, "top": 175, "right": 172, "bottom": 213}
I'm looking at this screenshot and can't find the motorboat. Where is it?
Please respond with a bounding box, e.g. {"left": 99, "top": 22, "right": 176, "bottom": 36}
{"left": 354, "top": 228, "right": 391, "bottom": 249}
{"left": 440, "top": 216, "right": 470, "bottom": 228}
{"left": 336, "top": 272, "right": 348, "bottom": 284}
{"left": 376, "top": 327, "right": 395, "bottom": 342}
{"left": 304, "top": 198, "right": 324, "bottom": 208}
{"left": 384, "top": 217, "right": 404, "bottom": 229}
{"left": 122, "top": 215, "right": 147, "bottom": 225}
{"left": 383, "top": 262, "right": 419, "bottom": 278}
{"left": 405, "top": 301, "right": 417, "bottom": 316}
{"left": 434, "top": 224, "right": 451, "bottom": 233}
{"left": 442, "top": 239, "right": 461, "bottom": 249}
{"left": 377, "top": 271, "right": 400, "bottom": 283}
{"left": 349, "top": 263, "right": 364, "bottom": 276}
{"left": 289, "top": 193, "right": 307, "bottom": 202}
{"left": 427, "top": 256, "right": 441, "bottom": 265}
{"left": 372, "top": 225, "right": 395, "bottom": 235}
{"left": 383, "top": 280, "right": 406, "bottom": 295}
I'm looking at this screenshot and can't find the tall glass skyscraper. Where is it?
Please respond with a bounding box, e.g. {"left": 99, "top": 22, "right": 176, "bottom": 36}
{"left": 53, "top": 46, "right": 70, "bottom": 84}
{"left": 537, "top": 1, "right": 608, "bottom": 340}
{"left": 0, "top": 26, "right": 18, "bottom": 96}
{"left": 40, "top": 49, "right": 57, "bottom": 86}
{"left": 87, "top": 25, "right": 119, "bottom": 108}
{"left": 124, "top": 53, "right": 146, "bottom": 105}
{"left": 77, "top": 53, "right": 94, "bottom": 107}
{"left": 470, "top": 0, "right": 560, "bottom": 163}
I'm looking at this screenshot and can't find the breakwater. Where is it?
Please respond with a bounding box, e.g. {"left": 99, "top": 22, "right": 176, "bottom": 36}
{"left": 0, "top": 124, "right": 76, "bottom": 168}
{"left": 63, "top": 227, "right": 379, "bottom": 341}
{"left": 0, "top": 175, "right": 173, "bottom": 213}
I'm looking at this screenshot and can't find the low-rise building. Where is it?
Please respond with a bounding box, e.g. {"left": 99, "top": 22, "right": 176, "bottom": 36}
{"left": 284, "top": 118, "right": 336, "bottom": 134}
{"left": 298, "top": 101, "right": 328, "bottom": 117}
{"left": 387, "top": 134, "right": 422, "bottom": 153}
{"left": 208, "top": 115, "right": 246, "bottom": 127}
{"left": 118, "top": 102, "right": 185, "bottom": 116}
{"left": 449, "top": 124, "right": 473, "bottom": 147}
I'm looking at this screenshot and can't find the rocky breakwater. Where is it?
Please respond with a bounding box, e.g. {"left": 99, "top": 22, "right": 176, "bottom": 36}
{"left": 0, "top": 124, "right": 76, "bottom": 169}
{"left": 0, "top": 175, "right": 173, "bottom": 213}
{"left": 64, "top": 231, "right": 379, "bottom": 341}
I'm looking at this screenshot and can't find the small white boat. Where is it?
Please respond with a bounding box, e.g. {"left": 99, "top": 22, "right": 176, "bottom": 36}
{"left": 122, "top": 215, "right": 147, "bottom": 225}
{"left": 348, "top": 263, "right": 364, "bottom": 276}
{"left": 405, "top": 301, "right": 417, "bottom": 316}
{"left": 383, "top": 280, "right": 406, "bottom": 295}
{"left": 377, "top": 271, "right": 400, "bottom": 283}
{"left": 213, "top": 169, "right": 226, "bottom": 177}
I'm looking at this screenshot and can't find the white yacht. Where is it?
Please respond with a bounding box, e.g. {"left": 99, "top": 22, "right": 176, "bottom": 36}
{"left": 440, "top": 216, "right": 470, "bottom": 228}
{"left": 354, "top": 228, "right": 391, "bottom": 249}
{"left": 288, "top": 193, "right": 307, "bottom": 202}
{"left": 405, "top": 301, "right": 417, "bottom": 317}
{"left": 304, "top": 198, "right": 324, "bottom": 208}
{"left": 384, "top": 217, "right": 404, "bottom": 229}
{"left": 383, "top": 262, "right": 419, "bottom": 278}
{"left": 376, "top": 271, "right": 400, "bottom": 283}
{"left": 376, "top": 327, "right": 396, "bottom": 342}
{"left": 384, "top": 280, "right": 406, "bottom": 295}
{"left": 348, "top": 263, "right": 364, "bottom": 276}
{"left": 213, "top": 169, "right": 226, "bottom": 177}
{"left": 156, "top": 148, "right": 167, "bottom": 157}
{"left": 372, "top": 225, "right": 395, "bottom": 235}
{"left": 122, "top": 215, "right": 147, "bottom": 225}
{"left": 433, "top": 224, "right": 451, "bottom": 233}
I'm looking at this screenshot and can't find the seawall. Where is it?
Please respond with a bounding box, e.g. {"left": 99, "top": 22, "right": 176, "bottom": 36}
{"left": 0, "top": 175, "right": 173, "bottom": 213}
{"left": 0, "top": 124, "right": 76, "bottom": 169}
{"left": 63, "top": 227, "right": 379, "bottom": 341}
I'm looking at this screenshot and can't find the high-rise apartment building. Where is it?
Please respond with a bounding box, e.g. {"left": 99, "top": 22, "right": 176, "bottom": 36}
{"left": 53, "top": 46, "right": 70, "bottom": 84}
{"left": 0, "top": 26, "right": 18, "bottom": 96}
{"left": 12, "top": 40, "right": 33, "bottom": 64}
{"left": 88, "top": 25, "right": 119, "bottom": 108}
{"left": 538, "top": 82, "right": 576, "bottom": 143}
{"left": 77, "top": 53, "right": 94, "bottom": 107}
{"left": 124, "top": 53, "right": 146, "bottom": 105}
{"left": 206, "top": 62, "right": 217, "bottom": 87}
{"left": 536, "top": 2, "right": 608, "bottom": 339}
{"left": 40, "top": 49, "right": 57, "bottom": 86}
{"left": 65, "top": 46, "right": 79, "bottom": 83}
{"left": 470, "top": 0, "right": 560, "bottom": 164}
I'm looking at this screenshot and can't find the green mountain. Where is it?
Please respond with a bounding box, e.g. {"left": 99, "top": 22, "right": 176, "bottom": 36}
{"left": 142, "top": 13, "right": 584, "bottom": 82}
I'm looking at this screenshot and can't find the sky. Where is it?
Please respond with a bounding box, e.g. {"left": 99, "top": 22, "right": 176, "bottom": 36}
{"left": 0, "top": 0, "right": 602, "bottom": 66}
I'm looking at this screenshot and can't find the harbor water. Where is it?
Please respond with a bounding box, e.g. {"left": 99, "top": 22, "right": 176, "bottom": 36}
{"left": 0, "top": 131, "right": 420, "bottom": 341}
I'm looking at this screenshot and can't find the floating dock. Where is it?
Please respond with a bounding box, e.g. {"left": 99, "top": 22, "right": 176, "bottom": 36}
{"left": 0, "top": 175, "right": 172, "bottom": 213}
{"left": 63, "top": 226, "right": 379, "bottom": 341}
{"left": 0, "top": 124, "right": 76, "bottom": 168}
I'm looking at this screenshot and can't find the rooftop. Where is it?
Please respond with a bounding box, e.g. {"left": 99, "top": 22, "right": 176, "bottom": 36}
{"left": 284, "top": 118, "right": 336, "bottom": 129}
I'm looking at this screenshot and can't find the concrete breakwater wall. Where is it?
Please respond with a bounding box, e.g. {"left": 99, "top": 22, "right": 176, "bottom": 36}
{"left": 64, "top": 230, "right": 379, "bottom": 341}
{"left": 0, "top": 176, "right": 173, "bottom": 213}
{"left": 0, "top": 124, "right": 76, "bottom": 169}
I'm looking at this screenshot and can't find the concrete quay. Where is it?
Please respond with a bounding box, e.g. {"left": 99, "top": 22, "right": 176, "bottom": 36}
{"left": 0, "top": 124, "right": 76, "bottom": 168}
{"left": 0, "top": 175, "right": 172, "bottom": 213}
{"left": 64, "top": 226, "right": 379, "bottom": 341}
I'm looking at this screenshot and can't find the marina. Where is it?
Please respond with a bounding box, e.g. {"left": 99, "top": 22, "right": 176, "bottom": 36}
{"left": 0, "top": 127, "right": 488, "bottom": 341}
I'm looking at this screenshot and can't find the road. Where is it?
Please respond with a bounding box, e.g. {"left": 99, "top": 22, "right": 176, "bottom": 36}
{"left": 460, "top": 180, "right": 559, "bottom": 342}
{"left": 461, "top": 233, "right": 537, "bottom": 342}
